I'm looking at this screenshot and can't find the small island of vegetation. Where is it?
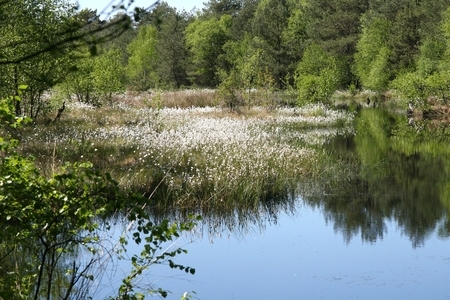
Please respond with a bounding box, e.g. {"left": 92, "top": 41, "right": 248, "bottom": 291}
{"left": 2, "top": 0, "right": 450, "bottom": 299}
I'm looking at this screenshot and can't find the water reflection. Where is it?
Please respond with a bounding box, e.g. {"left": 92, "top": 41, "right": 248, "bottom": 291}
{"left": 91, "top": 109, "right": 450, "bottom": 298}
{"left": 5, "top": 109, "right": 450, "bottom": 299}
{"left": 148, "top": 189, "right": 299, "bottom": 240}
{"left": 150, "top": 109, "right": 450, "bottom": 248}
{"left": 299, "top": 109, "right": 450, "bottom": 247}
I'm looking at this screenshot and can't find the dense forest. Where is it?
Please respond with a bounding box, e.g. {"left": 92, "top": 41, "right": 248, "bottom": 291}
{"left": 3, "top": 0, "right": 450, "bottom": 121}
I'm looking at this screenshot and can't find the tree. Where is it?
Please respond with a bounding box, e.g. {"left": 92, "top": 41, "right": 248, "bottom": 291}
{"left": 296, "top": 44, "right": 342, "bottom": 104}
{"left": 57, "top": 44, "right": 125, "bottom": 106}
{"left": 57, "top": 47, "right": 96, "bottom": 104}
{"left": 230, "top": 0, "right": 259, "bottom": 40}
{"left": 0, "top": 0, "right": 162, "bottom": 119}
{"left": 416, "top": 37, "right": 446, "bottom": 77}
{"left": 282, "top": 6, "right": 307, "bottom": 65}
{"left": 0, "top": 1, "right": 197, "bottom": 298}
{"left": 354, "top": 15, "right": 393, "bottom": 91}
{"left": 366, "top": 0, "right": 450, "bottom": 78}
{"left": 251, "top": 0, "right": 291, "bottom": 88}
{"left": 152, "top": 2, "right": 191, "bottom": 89}
{"left": 303, "top": 0, "right": 370, "bottom": 87}
{"left": 202, "top": 0, "right": 242, "bottom": 17}
{"left": 389, "top": 3, "right": 450, "bottom": 105}
{"left": 386, "top": 7, "right": 422, "bottom": 74}
{"left": 185, "top": 15, "right": 232, "bottom": 87}
{"left": 92, "top": 48, "right": 126, "bottom": 103}
{"left": 0, "top": 0, "right": 79, "bottom": 119}
{"left": 0, "top": 0, "right": 155, "bottom": 66}
{"left": 126, "top": 24, "right": 159, "bottom": 90}
{"left": 96, "top": 12, "right": 138, "bottom": 66}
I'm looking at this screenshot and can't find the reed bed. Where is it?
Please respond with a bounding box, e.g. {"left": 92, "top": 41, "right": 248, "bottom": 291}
{"left": 110, "top": 88, "right": 297, "bottom": 109}
{"left": 20, "top": 97, "right": 355, "bottom": 213}
{"left": 112, "top": 89, "right": 217, "bottom": 109}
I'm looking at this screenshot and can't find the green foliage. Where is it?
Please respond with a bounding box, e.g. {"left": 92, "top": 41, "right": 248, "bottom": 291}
{"left": 114, "top": 217, "right": 198, "bottom": 299}
{"left": 386, "top": 8, "right": 421, "bottom": 73}
{"left": 389, "top": 5, "right": 450, "bottom": 105}
{"left": 127, "top": 25, "right": 159, "bottom": 91}
{"left": 239, "top": 48, "right": 263, "bottom": 102}
{"left": 221, "top": 35, "right": 261, "bottom": 105}
{"left": 57, "top": 47, "right": 125, "bottom": 106}
{"left": 442, "top": 6, "right": 450, "bottom": 46}
{"left": 203, "top": 0, "right": 242, "bottom": 17}
{"left": 391, "top": 70, "right": 450, "bottom": 108}
{"left": 368, "top": 46, "right": 392, "bottom": 91}
{"left": 390, "top": 72, "right": 428, "bottom": 106}
{"left": 348, "top": 83, "right": 357, "bottom": 96}
{"left": 0, "top": 91, "right": 197, "bottom": 299}
{"left": 59, "top": 48, "right": 98, "bottom": 104}
{"left": 0, "top": 0, "right": 79, "bottom": 119}
{"left": 0, "top": 86, "right": 31, "bottom": 151}
{"left": 282, "top": 7, "right": 307, "bottom": 60}
{"left": 354, "top": 15, "right": 393, "bottom": 91}
{"left": 424, "top": 71, "right": 450, "bottom": 104}
{"left": 152, "top": 3, "right": 191, "bottom": 89}
{"left": 303, "top": 0, "right": 369, "bottom": 87}
{"left": 257, "top": 66, "right": 277, "bottom": 108}
{"left": 295, "top": 44, "right": 342, "bottom": 105}
{"left": 217, "top": 69, "right": 242, "bottom": 110}
{"left": 251, "top": 0, "right": 292, "bottom": 88}
{"left": 416, "top": 37, "right": 446, "bottom": 77}
{"left": 229, "top": 0, "right": 259, "bottom": 39}
{"left": 92, "top": 49, "right": 126, "bottom": 103}
{"left": 185, "top": 15, "right": 232, "bottom": 87}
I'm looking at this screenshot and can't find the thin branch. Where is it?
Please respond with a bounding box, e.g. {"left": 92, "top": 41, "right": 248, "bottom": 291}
{"left": 0, "top": 0, "right": 161, "bottom": 65}
{"left": 0, "top": 247, "right": 15, "bottom": 261}
{"left": 34, "top": 235, "right": 49, "bottom": 300}
{"left": 0, "top": 17, "right": 128, "bottom": 65}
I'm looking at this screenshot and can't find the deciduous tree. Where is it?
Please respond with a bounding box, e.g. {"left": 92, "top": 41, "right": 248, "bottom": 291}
{"left": 296, "top": 44, "right": 342, "bottom": 104}
{"left": 251, "top": 0, "right": 291, "bottom": 88}
{"left": 127, "top": 24, "right": 159, "bottom": 90}
{"left": 185, "top": 15, "right": 232, "bottom": 87}
{"left": 354, "top": 15, "right": 392, "bottom": 91}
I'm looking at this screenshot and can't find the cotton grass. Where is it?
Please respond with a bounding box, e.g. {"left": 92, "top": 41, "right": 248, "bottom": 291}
{"left": 21, "top": 103, "right": 354, "bottom": 213}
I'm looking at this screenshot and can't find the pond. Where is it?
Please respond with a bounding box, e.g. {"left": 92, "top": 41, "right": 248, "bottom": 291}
{"left": 4, "top": 100, "right": 450, "bottom": 299}
{"left": 125, "top": 108, "right": 450, "bottom": 300}
{"left": 156, "top": 202, "right": 449, "bottom": 300}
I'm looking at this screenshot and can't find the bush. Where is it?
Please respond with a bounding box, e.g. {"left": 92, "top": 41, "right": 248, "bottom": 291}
{"left": 0, "top": 90, "right": 196, "bottom": 299}
{"left": 295, "top": 44, "right": 341, "bottom": 105}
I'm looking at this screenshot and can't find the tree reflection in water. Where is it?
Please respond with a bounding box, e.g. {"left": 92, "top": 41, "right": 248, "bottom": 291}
{"left": 146, "top": 109, "right": 450, "bottom": 249}
{"left": 142, "top": 109, "right": 449, "bottom": 250}
{"left": 299, "top": 108, "right": 450, "bottom": 248}
{"left": 4, "top": 109, "right": 449, "bottom": 298}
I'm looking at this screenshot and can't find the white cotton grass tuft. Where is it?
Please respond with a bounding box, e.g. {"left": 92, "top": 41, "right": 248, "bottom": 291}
{"left": 22, "top": 104, "right": 354, "bottom": 202}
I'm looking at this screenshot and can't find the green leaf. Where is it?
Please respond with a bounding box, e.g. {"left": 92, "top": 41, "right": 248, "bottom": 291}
{"left": 89, "top": 45, "right": 97, "bottom": 56}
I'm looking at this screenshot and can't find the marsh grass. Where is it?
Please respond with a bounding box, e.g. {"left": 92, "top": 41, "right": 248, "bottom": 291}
{"left": 20, "top": 92, "right": 354, "bottom": 215}
{"left": 111, "top": 89, "right": 218, "bottom": 109}
{"left": 109, "top": 89, "right": 298, "bottom": 110}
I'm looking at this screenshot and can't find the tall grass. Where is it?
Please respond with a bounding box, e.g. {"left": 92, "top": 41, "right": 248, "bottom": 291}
{"left": 20, "top": 93, "right": 355, "bottom": 215}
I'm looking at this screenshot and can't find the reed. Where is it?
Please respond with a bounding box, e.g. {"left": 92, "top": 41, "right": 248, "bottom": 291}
{"left": 20, "top": 97, "right": 354, "bottom": 211}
